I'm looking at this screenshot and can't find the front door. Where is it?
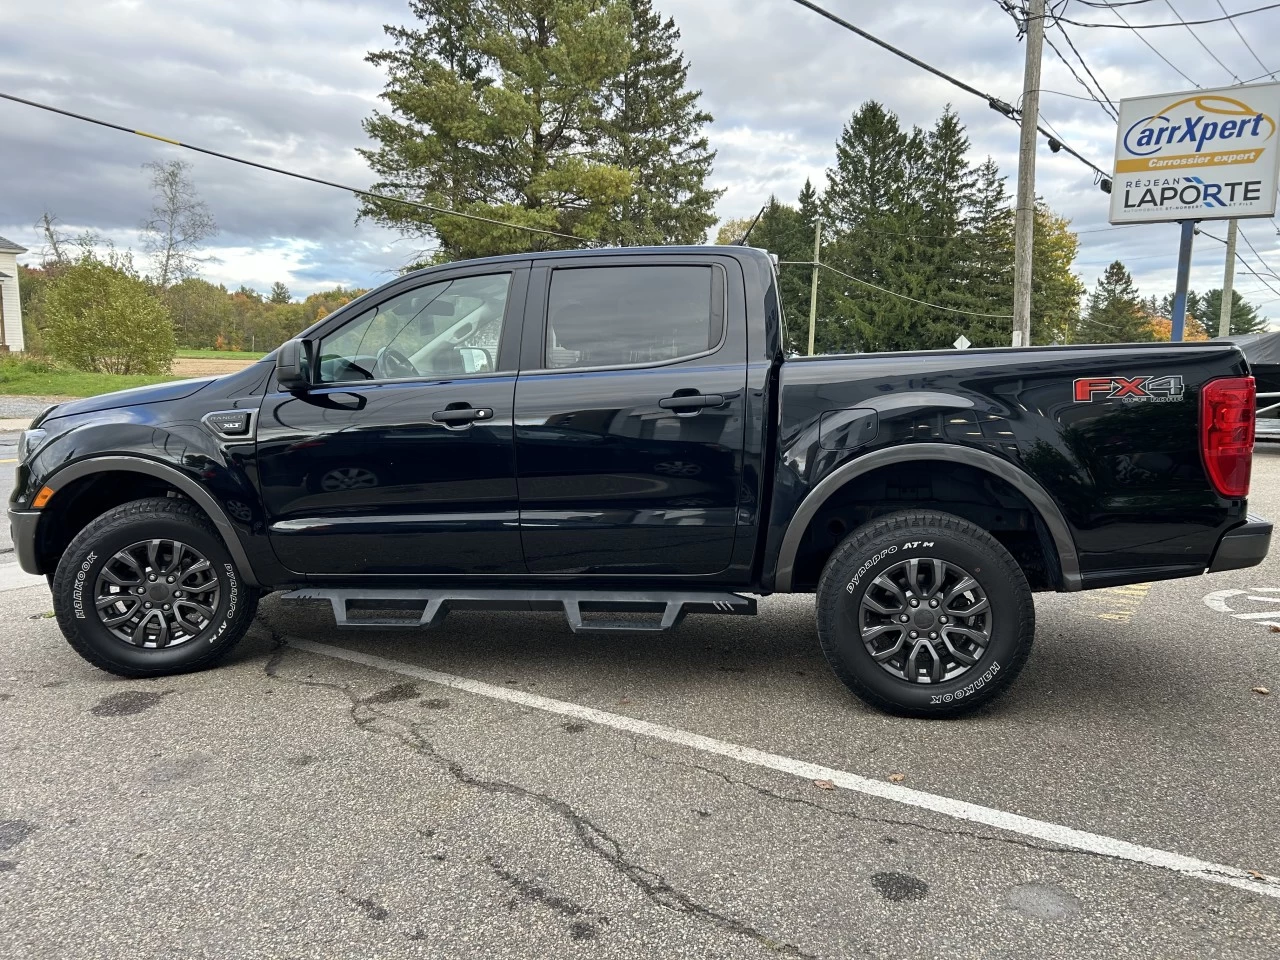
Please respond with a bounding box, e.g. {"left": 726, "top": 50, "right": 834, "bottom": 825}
{"left": 513, "top": 256, "right": 748, "bottom": 576}
{"left": 256, "top": 267, "right": 528, "bottom": 576}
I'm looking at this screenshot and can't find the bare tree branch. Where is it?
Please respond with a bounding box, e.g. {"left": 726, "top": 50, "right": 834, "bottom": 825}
{"left": 140, "top": 159, "right": 219, "bottom": 288}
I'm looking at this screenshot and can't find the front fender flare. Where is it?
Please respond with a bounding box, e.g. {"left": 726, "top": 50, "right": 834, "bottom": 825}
{"left": 772, "top": 443, "right": 1082, "bottom": 592}
{"left": 41, "top": 455, "right": 260, "bottom": 587}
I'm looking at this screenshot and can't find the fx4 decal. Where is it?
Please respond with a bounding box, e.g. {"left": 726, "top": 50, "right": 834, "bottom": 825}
{"left": 1073, "top": 375, "right": 1185, "bottom": 403}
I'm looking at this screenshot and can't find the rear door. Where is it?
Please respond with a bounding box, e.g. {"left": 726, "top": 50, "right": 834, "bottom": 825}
{"left": 513, "top": 254, "right": 749, "bottom": 576}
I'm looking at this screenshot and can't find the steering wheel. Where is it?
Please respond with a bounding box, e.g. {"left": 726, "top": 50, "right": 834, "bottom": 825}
{"left": 375, "top": 346, "right": 418, "bottom": 380}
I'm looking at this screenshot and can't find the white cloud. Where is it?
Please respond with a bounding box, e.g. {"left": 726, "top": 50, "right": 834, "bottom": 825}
{"left": 1, "top": 0, "right": 1277, "bottom": 320}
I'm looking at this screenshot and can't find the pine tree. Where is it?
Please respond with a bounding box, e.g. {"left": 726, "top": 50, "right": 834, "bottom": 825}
{"left": 1200, "top": 288, "right": 1268, "bottom": 335}
{"left": 360, "top": 0, "right": 635, "bottom": 261}
{"left": 269, "top": 282, "right": 291, "bottom": 305}
{"left": 797, "top": 179, "right": 819, "bottom": 227}
{"left": 1078, "top": 261, "right": 1153, "bottom": 344}
{"left": 1030, "top": 204, "right": 1086, "bottom": 345}
{"left": 595, "top": 0, "right": 721, "bottom": 245}
{"left": 821, "top": 101, "right": 928, "bottom": 352}
{"left": 959, "top": 157, "right": 1015, "bottom": 345}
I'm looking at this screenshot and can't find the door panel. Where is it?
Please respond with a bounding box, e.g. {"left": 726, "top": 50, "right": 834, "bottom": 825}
{"left": 255, "top": 267, "right": 526, "bottom": 576}
{"left": 514, "top": 257, "right": 749, "bottom": 576}
{"left": 257, "top": 378, "right": 522, "bottom": 575}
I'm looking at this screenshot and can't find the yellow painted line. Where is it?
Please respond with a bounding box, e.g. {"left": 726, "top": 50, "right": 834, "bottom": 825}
{"left": 1085, "top": 582, "right": 1154, "bottom": 624}
{"left": 0, "top": 458, "right": 16, "bottom": 463}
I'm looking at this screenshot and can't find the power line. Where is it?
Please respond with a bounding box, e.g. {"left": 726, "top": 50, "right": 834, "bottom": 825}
{"left": 1061, "top": 3, "right": 1280, "bottom": 28}
{"left": 1237, "top": 228, "right": 1280, "bottom": 282}
{"left": 992, "top": 1, "right": 1118, "bottom": 121}
{"left": 1162, "top": 0, "right": 1240, "bottom": 82}
{"left": 1071, "top": 1, "right": 1163, "bottom": 7}
{"left": 1043, "top": 29, "right": 1118, "bottom": 120}
{"left": 0, "top": 91, "right": 592, "bottom": 247}
{"left": 1196, "top": 229, "right": 1280, "bottom": 300}
{"left": 1052, "top": 22, "right": 1118, "bottom": 117}
{"left": 1216, "top": 0, "right": 1278, "bottom": 80}
{"left": 786, "top": 0, "right": 1112, "bottom": 185}
{"left": 1105, "top": 4, "right": 1201, "bottom": 84}
{"left": 779, "top": 261, "right": 1016, "bottom": 319}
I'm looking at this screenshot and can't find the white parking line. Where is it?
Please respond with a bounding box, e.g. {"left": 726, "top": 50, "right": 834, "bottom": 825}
{"left": 0, "top": 562, "right": 48, "bottom": 593}
{"left": 289, "top": 638, "right": 1280, "bottom": 902}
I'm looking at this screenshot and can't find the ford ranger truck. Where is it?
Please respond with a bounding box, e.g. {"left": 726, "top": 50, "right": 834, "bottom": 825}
{"left": 8, "top": 246, "right": 1271, "bottom": 716}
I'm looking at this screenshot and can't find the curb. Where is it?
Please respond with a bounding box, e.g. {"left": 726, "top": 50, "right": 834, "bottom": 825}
{"left": 0, "top": 418, "right": 31, "bottom": 432}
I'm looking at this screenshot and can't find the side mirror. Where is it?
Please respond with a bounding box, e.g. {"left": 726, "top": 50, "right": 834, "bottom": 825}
{"left": 276, "top": 339, "right": 313, "bottom": 392}
{"left": 456, "top": 346, "right": 492, "bottom": 373}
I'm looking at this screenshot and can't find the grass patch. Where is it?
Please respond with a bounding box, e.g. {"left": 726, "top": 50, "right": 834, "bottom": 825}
{"left": 0, "top": 355, "right": 180, "bottom": 398}
{"left": 176, "top": 349, "right": 266, "bottom": 360}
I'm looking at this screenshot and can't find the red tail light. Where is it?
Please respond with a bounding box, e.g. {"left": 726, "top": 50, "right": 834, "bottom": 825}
{"left": 1201, "top": 376, "right": 1255, "bottom": 498}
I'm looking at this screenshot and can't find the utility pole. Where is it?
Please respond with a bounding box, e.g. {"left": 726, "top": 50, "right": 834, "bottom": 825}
{"left": 808, "top": 222, "right": 822, "bottom": 356}
{"left": 1219, "top": 218, "right": 1238, "bottom": 337}
{"left": 1012, "top": 0, "right": 1045, "bottom": 348}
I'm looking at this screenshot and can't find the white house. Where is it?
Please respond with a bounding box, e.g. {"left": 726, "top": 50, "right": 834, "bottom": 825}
{"left": 0, "top": 235, "right": 27, "bottom": 352}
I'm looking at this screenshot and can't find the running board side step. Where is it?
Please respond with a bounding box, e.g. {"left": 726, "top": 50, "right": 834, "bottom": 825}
{"left": 280, "top": 588, "right": 757, "bottom": 633}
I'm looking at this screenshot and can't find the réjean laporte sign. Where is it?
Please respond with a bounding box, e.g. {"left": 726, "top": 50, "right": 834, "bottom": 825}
{"left": 1109, "top": 82, "right": 1280, "bottom": 224}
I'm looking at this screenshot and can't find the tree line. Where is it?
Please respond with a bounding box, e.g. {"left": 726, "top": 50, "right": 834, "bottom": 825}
{"left": 713, "top": 101, "right": 1270, "bottom": 355}
{"left": 19, "top": 162, "right": 364, "bottom": 373}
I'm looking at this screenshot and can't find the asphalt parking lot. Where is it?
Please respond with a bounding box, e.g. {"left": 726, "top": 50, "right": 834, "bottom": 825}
{"left": 2, "top": 436, "right": 1278, "bottom": 959}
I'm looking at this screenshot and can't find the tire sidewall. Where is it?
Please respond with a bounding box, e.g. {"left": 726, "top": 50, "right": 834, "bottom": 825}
{"left": 55, "top": 513, "right": 249, "bottom": 674}
{"left": 819, "top": 520, "right": 1030, "bottom": 715}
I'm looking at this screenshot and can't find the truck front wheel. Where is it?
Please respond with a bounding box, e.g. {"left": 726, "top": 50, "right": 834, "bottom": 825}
{"left": 816, "top": 510, "right": 1035, "bottom": 717}
{"left": 52, "top": 497, "right": 259, "bottom": 678}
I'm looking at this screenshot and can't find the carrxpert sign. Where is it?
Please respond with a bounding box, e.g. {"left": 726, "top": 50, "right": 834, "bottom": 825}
{"left": 1109, "top": 82, "right": 1280, "bottom": 224}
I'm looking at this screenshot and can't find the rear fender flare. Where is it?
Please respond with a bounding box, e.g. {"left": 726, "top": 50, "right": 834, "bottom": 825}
{"left": 773, "top": 443, "right": 1081, "bottom": 592}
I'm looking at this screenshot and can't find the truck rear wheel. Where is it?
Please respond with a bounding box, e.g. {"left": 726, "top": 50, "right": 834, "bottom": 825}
{"left": 52, "top": 497, "right": 258, "bottom": 678}
{"left": 816, "top": 510, "right": 1034, "bottom": 717}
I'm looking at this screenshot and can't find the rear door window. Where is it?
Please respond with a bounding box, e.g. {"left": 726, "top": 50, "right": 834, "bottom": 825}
{"left": 544, "top": 265, "right": 722, "bottom": 370}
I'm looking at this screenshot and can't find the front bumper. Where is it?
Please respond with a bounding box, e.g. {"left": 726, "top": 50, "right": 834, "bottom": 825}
{"left": 7, "top": 509, "right": 42, "bottom": 576}
{"left": 1207, "top": 515, "right": 1273, "bottom": 573}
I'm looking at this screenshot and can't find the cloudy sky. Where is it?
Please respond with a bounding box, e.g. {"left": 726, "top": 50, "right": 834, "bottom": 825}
{"left": 2, "top": 0, "right": 1279, "bottom": 322}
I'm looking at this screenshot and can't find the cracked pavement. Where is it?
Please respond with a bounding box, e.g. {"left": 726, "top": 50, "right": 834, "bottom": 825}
{"left": 0, "top": 442, "right": 1278, "bottom": 958}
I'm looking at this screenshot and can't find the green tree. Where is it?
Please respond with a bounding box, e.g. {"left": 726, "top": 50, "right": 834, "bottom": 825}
{"left": 166, "top": 277, "right": 235, "bottom": 348}
{"left": 269, "top": 281, "right": 292, "bottom": 304}
{"left": 1030, "top": 204, "right": 1086, "bottom": 345}
{"left": 1077, "top": 261, "right": 1152, "bottom": 344}
{"left": 594, "top": 0, "right": 720, "bottom": 245}
{"left": 42, "top": 251, "right": 175, "bottom": 373}
{"left": 960, "top": 157, "right": 1015, "bottom": 341}
{"left": 1198, "top": 288, "right": 1268, "bottom": 336}
{"left": 820, "top": 101, "right": 928, "bottom": 353}
{"left": 361, "top": 0, "right": 635, "bottom": 261}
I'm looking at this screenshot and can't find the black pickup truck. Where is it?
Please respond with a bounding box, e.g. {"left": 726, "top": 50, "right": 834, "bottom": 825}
{"left": 7, "top": 246, "right": 1271, "bottom": 716}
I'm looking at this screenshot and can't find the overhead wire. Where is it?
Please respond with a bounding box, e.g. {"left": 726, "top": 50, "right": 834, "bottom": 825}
{"left": 1218, "top": 0, "right": 1280, "bottom": 80}
{"left": 1104, "top": 3, "right": 1201, "bottom": 85}
{"left": 1196, "top": 229, "right": 1280, "bottom": 300}
{"left": 778, "top": 261, "right": 1016, "bottom": 318}
{"left": 0, "top": 91, "right": 593, "bottom": 247}
{"left": 1059, "top": 3, "right": 1280, "bottom": 28}
{"left": 1043, "top": 30, "right": 1118, "bottom": 120}
{"left": 1162, "top": 0, "right": 1241, "bottom": 81}
{"left": 786, "top": 0, "right": 1113, "bottom": 184}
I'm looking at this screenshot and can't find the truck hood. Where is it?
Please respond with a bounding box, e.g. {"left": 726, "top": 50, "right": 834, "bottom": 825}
{"left": 42, "top": 377, "right": 217, "bottom": 423}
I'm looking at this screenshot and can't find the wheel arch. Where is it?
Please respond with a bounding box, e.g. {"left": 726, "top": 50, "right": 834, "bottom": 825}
{"left": 35, "top": 456, "right": 260, "bottom": 587}
{"left": 773, "top": 444, "right": 1081, "bottom": 593}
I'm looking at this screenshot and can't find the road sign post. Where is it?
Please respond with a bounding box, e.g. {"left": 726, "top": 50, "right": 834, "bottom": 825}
{"left": 1170, "top": 220, "right": 1197, "bottom": 342}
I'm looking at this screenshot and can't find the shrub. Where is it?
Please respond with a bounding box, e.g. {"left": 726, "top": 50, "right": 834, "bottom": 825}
{"left": 42, "top": 251, "right": 175, "bottom": 374}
